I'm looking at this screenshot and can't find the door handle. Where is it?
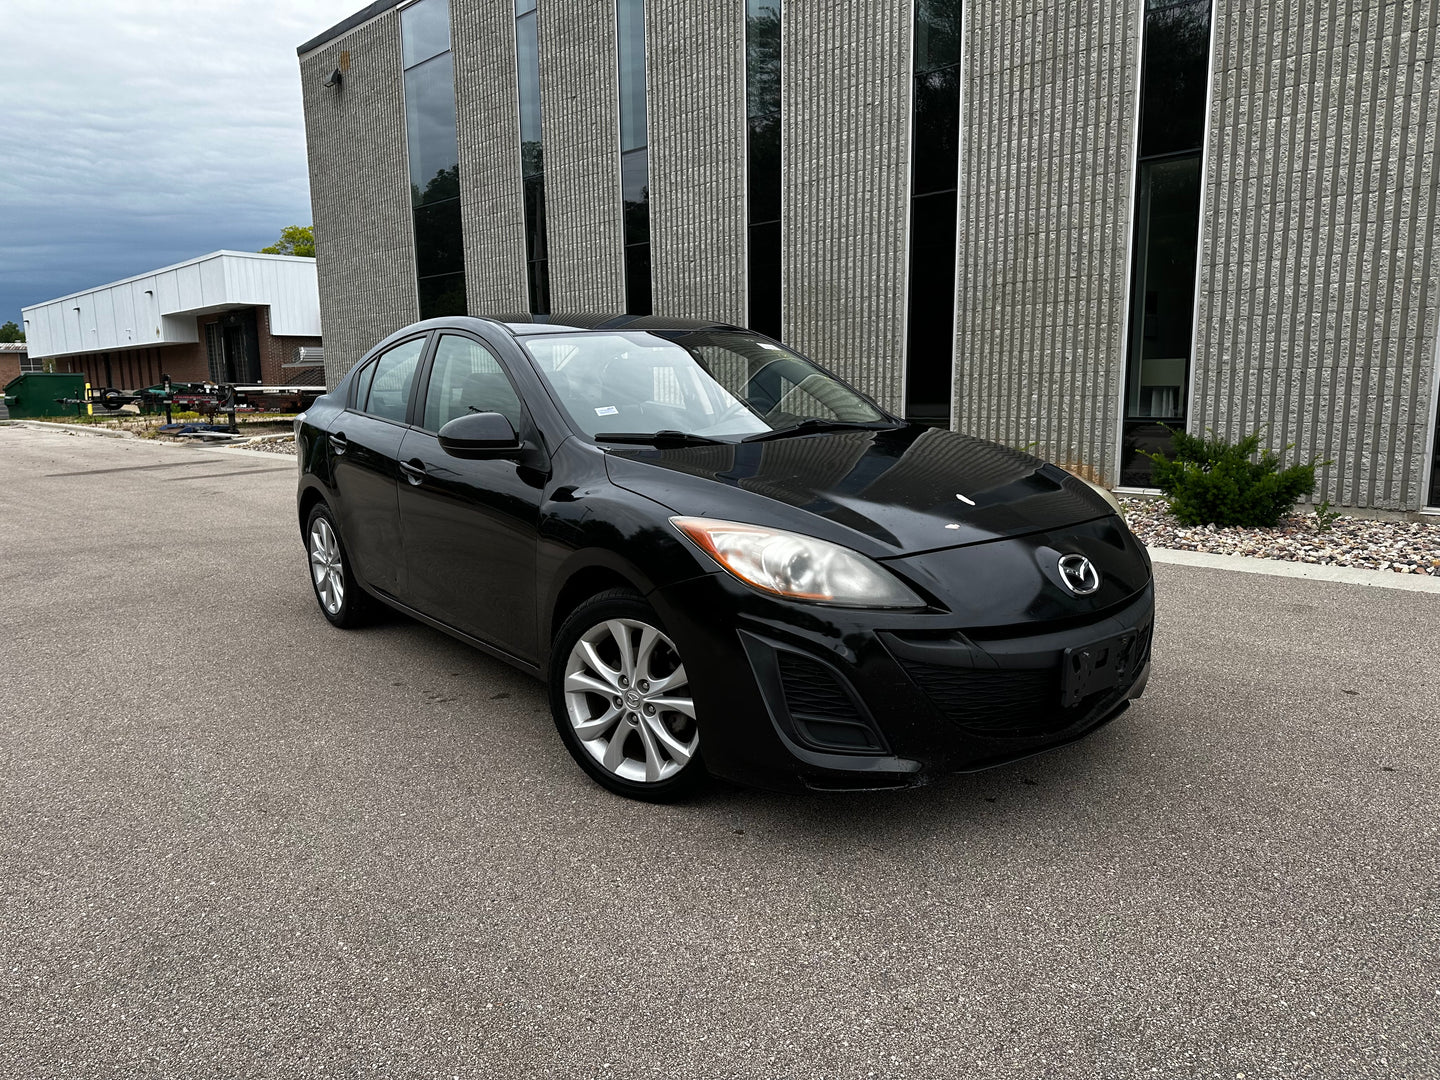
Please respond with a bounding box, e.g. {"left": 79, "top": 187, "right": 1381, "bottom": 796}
{"left": 328, "top": 432, "right": 348, "bottom": 455}
{"left": 399, "top": 459, "right": 426, "bottom": 485}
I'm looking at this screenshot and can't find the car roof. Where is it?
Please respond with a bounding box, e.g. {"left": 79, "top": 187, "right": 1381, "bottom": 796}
{"left": 410, "top": 313, "right": 749, "bottom": 338}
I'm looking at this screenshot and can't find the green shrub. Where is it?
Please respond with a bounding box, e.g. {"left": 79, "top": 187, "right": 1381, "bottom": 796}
{"left": 1145, "top": 428, "right": 1319, "bottom": 528}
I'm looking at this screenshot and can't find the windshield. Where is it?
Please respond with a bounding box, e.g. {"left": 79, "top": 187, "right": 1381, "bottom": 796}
{"left": 521, "top": 330, "right": 891, "bottom": 440}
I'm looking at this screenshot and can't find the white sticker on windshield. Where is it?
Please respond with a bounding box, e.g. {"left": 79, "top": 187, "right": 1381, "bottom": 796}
{"left": 595, "top": 405, "right": 619, "bottom": 416}
{"left": 757, "top": 342, "right": 782, "bottom": 350}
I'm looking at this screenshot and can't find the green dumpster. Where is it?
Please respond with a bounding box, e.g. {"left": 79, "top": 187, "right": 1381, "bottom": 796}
{"left": 2, "top": 373, "right": 89, "bottom": 419}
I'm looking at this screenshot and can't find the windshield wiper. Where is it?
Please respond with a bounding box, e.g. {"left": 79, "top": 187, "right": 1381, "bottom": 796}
{"left": 741, "top": 418, "right": 901, "bottom": 443}
{"left": 594, "top": 430, "right": 727, "bottom": 447}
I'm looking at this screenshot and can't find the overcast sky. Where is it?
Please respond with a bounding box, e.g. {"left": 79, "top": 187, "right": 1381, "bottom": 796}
{"left": 0, "top": 0, "right": 365, "bottom": 328}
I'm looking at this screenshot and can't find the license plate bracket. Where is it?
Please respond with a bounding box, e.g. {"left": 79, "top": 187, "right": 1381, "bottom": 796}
{"left": 1061, "top": 630, "right": 1140, "bottom": 708}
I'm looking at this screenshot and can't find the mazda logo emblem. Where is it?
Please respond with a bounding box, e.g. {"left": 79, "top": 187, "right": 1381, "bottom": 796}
{"left": 1057, "top": 554, "right": 1100, "bottom": 596}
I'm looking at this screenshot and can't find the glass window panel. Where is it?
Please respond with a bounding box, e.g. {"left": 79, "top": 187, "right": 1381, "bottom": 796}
{"left": 527, "top": 259, "right": 550, "bottom": 314}
{"left": 747, "top": 221, "right": 781, "bottom": 338}
{"left": 515, "top": 0, "right": 536, "bottom": 13}
{"left": 405, "top": 54, "right": 460, "bottom": 206}
{"left": 352, "top": 357, "right": 378, "bottom": 410}
{"left": 747, "top": 116, "right": 781, "bottom": 225}
{"left": 904, "top": 189, "right": 959, "bottom": 421}
{"left": 516, "top": 12, "right": 544, "bottom": 154}
{"left": 423, "top": 334, "right": 521, "bottom": 431}
{"left": 1125, "top": 155, "right": 1201, "bottom": 421}
{"left": 622, "top": 148, "right": 649, "bottom": 247}
{"left": 912, "top": 66, "right": 960, "bottom": 196}
{"left": 746, "top": 1, "right": 781, "bottom": 121}
{"left": 523, "top": 177, "right": 548, "bottom": 261}
{"left": 363, "top": 338, "right": 426, "bottom": 422}
{"left": 418, "top": 272, "right": 468, "bottom": 320}
{"left": 401, "top": 0, "right": 451, "bottom": 69}
{"left": 624, "top": 243, "right": 652, "bottom": 316}
{"left": 413, "top": 198, "right": 464, "bottom": 279}
{"left": 1139, "top": 0, "right": 1211, "bottom": 157}
{"left": 617, "top": 0, "right": 648, "bottom": 152}
{"left": 913, "top": 0, "right": 961, "bottom": 74}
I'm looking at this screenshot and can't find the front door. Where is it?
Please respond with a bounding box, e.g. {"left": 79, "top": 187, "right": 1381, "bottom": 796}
{"left": 397, "top": 332, "right": 543, "bottom": 663}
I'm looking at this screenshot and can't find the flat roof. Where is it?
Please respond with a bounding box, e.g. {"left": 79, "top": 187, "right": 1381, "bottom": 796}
{"left": 297, "top": 0, "right": 401, "bottom": 55}
{"left": 26, "top": 250, "right": 314, "bottom": 310}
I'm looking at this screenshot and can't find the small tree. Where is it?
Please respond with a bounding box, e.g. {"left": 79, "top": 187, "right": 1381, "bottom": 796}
{"left": 259, "top": 225, "right": 315, "bottom": 258}
{"left": 1145, "top": 428, "right": 1320, "bottom": 528}
{"left": 0, "top": 320, "right": 24, "bottom": 343}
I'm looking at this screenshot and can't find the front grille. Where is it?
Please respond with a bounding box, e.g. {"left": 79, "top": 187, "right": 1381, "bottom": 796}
{"left": 897, "top": 622, "right": 1152, "bottom": 737}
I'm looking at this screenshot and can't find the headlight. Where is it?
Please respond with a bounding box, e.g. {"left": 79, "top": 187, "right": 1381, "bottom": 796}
{"left": 1083, "top": 479, "right": 1126, "bottom": 520}
{"left": 671, "top": 517, "right": 925, "bottom": 609}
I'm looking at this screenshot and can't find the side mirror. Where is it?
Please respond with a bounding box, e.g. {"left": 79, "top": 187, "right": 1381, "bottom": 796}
{"left": 438, "top": 411, "right": 523, "bottom": 459}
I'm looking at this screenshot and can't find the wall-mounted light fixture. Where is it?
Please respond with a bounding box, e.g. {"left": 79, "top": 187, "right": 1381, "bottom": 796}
{"left": 323, "top": 50, "right": 351, "bottom": 90}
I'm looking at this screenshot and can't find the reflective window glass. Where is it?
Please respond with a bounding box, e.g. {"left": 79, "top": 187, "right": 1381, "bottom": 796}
{"left": 362, "top": 338, "right": 426, "bottom": 423}
{"left": 516, "top": 12, "right": 543, "bottom": 159}
{"left": 401, "top": 0, "right": 451, "bottom": 68}
{"left": 1139, "top": 0, "right": 1211, "bottom": 156}
{"left": 423, "top": 335, "right": 522, "bottom": 432}
{"left": 418, "top": 273, "right": 468, "bottom": 320}
{"left": 911, "top": 66, "right": 960, "bottom": 197}
{"left": 617, "top": 0, "right": 648, "bottom": 152}
{"left": 414, "top": 198, "right": 464, "bottom": 279}
{"left": 913, "top": 0, "right": 961, "bottom": 72}
{"left": 405, "top": 53, "right": 460, "bottom": 207}
{"left": 622, "top": 149, "right": 649, "bottom": 247}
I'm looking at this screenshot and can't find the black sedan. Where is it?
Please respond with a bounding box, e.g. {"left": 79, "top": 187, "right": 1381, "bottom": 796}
{"left": 296, "top": 315, "right": 1153, "bottom": 800}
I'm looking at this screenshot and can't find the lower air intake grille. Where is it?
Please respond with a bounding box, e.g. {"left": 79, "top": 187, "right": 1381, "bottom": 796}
{"left": 776, "top": 651, "right": 883, "bottom": 752}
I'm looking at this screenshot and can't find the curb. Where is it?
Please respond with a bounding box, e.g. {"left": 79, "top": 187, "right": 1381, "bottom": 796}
{"left": 1148, "top": 546, "right": 1440, "bottom": 594}
{"left": 1, "top": 420, "right": 137, "bottom": 440}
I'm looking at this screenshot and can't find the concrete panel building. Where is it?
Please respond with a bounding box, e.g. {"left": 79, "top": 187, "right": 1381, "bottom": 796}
{"left": 297, "top": 0, "right": 1440, "bottom": 511}
{"left": 21, "top": 251, "right": 324, "bottom": 392}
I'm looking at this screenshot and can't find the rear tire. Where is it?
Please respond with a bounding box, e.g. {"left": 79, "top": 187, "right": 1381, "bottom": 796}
{"left": 549, "top": 589, "right": 705, "bottom": 801}
{"left": 306, "top": 503, "right": 367, "bottom": 628}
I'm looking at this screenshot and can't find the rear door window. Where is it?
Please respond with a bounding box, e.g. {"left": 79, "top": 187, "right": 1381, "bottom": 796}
{"left": 359, "top": 337, "right": 426, "bottom": 423}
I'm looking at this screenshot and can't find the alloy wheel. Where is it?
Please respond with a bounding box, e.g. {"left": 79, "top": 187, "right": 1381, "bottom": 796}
{"left": 562, "top": 618, "right": 698, "bottom": 784}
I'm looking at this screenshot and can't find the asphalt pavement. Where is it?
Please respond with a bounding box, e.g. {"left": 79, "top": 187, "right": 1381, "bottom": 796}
{"left": 1, "top": 424, "right": 1436, "bottom": 1079}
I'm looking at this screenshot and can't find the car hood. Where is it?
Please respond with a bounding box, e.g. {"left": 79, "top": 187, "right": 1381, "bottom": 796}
{"left": 600, "top": 425, "right": 1114, "bottom": 558}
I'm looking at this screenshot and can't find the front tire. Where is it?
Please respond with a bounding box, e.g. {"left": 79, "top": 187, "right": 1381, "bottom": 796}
{"left": 549, "top": 589, "right": 704, "bottom": 801}
{"left": 306, "top": 502, "right": 366, "bottom": 628}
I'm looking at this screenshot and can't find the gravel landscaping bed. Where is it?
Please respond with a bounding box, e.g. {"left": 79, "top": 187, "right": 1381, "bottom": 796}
{"left": 1122, "top": 497, "right": 1440, "bottom": 576}
{"left": 237, "top": 436, "right": 298, "bottom": 456}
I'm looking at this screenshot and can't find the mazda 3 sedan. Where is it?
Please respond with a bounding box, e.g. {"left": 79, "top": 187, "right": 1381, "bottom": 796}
{"left": 296, "top": 314, "right": 1153, "bottom": 800}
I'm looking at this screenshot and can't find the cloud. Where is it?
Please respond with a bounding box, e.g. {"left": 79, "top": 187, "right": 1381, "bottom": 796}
{"left": 0, "top": 0, "right": 363, "bottom": 321}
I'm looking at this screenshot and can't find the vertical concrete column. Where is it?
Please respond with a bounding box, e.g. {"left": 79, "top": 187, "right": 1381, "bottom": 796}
{"left": 645, "top": 0, "right": 748, "bottom": 323}
{"left": 300, "top": 12, "right": 419, "bottom": 386}
{"left": 953, "top": 0, "right": 1141, "bottom": 481}
{"left": 538, "top": 0, "right": 627, "bottom": 311}
{"left": 782, "top": 0, "right": 912, "bottom": 412}
{"left": 453, "top": 0, "right": 530, "bottom": 312}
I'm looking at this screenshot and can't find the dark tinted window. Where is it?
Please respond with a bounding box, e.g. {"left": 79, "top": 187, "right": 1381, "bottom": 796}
{"left": 405, "top": 53, "right": 460, "bottom": 207}
{"left": 746, "top": 0, "right": 782, "bottom": 336}
{"left": 414, "top": 198, "right": 464, "bottom": 278}
{"left": 400, "top": 0, "right": 451, "bottom": 68}
{"left": 1139, "top": 0, "right": 1211, "bottom": 157}
{"left": 362, "top": 338, "right": 426, "bottom": 423}
{"left": 418, "top": 274, "right": 467, "bottom": 320}
{"left": 911, "top": 66, "right": 960, "bottom": 197}
{"left": 622, "top": 149, "right": 649, "bottom": 247}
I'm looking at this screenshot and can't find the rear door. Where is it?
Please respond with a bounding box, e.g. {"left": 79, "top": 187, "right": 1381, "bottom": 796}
{"left": 327, "top": 334, "right": 428, "bottom": 597}
{"left": 396, "top": 331, "right": 544, "bottom": 663}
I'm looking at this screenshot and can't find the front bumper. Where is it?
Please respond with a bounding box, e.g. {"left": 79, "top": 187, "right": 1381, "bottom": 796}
{"left": 649, "top": 572, "right": 1154, "bottom": 794}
